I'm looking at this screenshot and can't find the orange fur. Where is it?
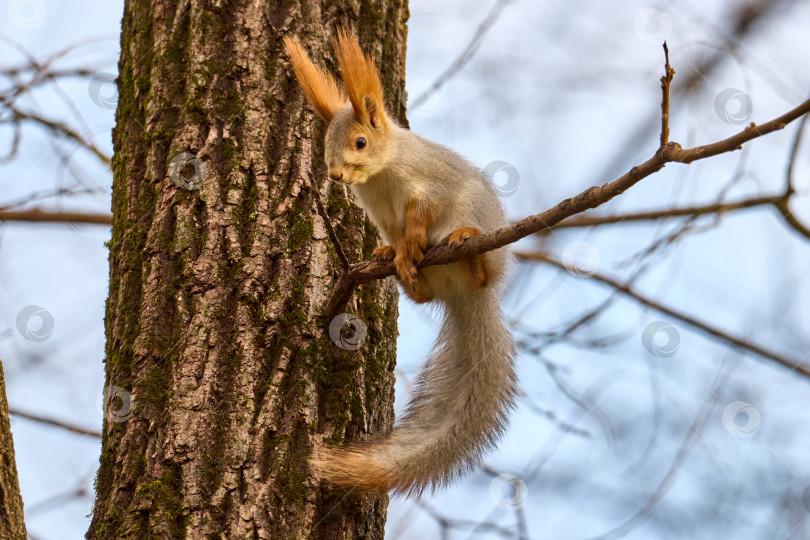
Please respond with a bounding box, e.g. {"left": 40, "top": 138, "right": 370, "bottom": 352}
{"left": 448, "top": 227, "right": 489, "bottom": 289}
{"left": 404, "top": 272, "right": 434, "bottom": 304}
{"left": 283, "top": 36, "right": 346, "bottom": 122}
{"left": 404, "top": 198, "right": 431, "bottom": 262}
{"left": 312, "top": 447, "right": 401, "bottom": 492}
{"left": 311, "top": 449, "right": 392, "bottom": 492}
{"left": 392, "top": 198, "right": 432, "bottom": 290}
{"left": 466, "top": 255, "right": 489, "bottom": 289}
{"left": 333, "top": 28, "right": 388, "bottom": 128}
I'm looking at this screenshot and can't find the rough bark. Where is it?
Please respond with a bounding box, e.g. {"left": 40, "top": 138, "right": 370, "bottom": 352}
{"left": 89, "top": 0, "right": 408, "bottom": 538}
{"left": 0, "top": 359, "right": 27, "bottom": 539}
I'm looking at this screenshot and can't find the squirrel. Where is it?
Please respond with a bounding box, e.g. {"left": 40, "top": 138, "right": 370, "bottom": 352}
{"left": 284, "top": 29, "right": 518, "bottom": 495}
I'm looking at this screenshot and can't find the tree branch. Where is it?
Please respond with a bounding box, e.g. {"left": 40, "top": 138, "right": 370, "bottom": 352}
{"left": 549, "top": 111, "right": 810, "bottom": 239}
{"left": 588, "top": 0, "right": 799, "bottom": 196}
{"left": 324, "top": 94, "right": 810, "bottom": 316}
{"left": 8, "top": 407, "right": 102, "bottom": 438}
{"left": 9, "top": 108, "right": 111, "bottom": 166}
{"left": 546, "top": 195, "right": 783, "bottom": 229}
{"left": 0, "top": 208, "right": 111, "bottom": 225}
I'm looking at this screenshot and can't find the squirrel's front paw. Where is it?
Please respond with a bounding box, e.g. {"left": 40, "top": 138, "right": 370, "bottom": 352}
{"left": 373, "top": 245, "right": 396, "bottom": 262}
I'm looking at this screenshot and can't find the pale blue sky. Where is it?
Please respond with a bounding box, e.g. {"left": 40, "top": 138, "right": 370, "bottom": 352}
{"left": 2, "top": 0, "right": 810, "bottom": 538}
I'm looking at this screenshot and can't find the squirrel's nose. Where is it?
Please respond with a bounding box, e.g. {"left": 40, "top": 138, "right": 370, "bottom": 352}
{"left": 328, "top": 170, "right": 343, "bottom": 181}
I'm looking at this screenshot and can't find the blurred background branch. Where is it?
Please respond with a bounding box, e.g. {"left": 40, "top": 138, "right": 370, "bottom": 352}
{"left": 2, "top": 1, "right": 810, "bottom": 538}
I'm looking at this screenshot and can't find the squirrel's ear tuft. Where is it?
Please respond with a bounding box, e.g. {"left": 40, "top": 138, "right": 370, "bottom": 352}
{"left": 283, "top": 35, "right": 345, "bottom": 123}
{"left": 334, "top": 28, "right": 388, "bottom": 130}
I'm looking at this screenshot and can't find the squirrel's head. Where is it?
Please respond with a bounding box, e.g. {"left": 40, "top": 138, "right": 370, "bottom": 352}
{"left": 284, "top": 29, "right": 392, "bottom": 186}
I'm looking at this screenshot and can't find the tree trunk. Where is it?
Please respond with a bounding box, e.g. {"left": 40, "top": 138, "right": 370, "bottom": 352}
{"left": 89, "top": 1, "right": 408, "bottom": 538}
{"left": 0, "top": 360, "right": 27, "bottom": 539}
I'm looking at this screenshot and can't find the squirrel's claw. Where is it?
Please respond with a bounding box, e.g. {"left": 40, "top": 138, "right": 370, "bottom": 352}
{"left": 448, "top": 227, "right": 481, "bottom": 247}
{"left": 373, "top": 245, "right": 396, "bottom": 262}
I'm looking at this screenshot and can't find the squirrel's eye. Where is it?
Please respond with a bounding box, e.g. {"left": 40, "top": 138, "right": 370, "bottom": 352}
{"left": 355, "top": 137, "right": 367, "bottom": 150}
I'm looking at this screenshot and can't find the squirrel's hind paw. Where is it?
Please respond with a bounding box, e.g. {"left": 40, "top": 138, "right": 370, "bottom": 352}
{"left": 394, "top": 255, "right": 419, "bottom": 290}
{"left": 448, "top": 227, "right": 481, "bottom": 247}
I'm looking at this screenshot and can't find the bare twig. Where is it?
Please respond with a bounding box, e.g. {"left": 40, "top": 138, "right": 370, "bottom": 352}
{"left": 785, "top": 107, "right": 809, "bottom": 194}
{"left": 590, "top": 0, "right": 798, "bottom": 189}
{"left": 9, "top": 108, "right": 111, "bottom": 166}
{"left": 410, "top": 0, "right": 512, "bottom": 109}
{"left": 519, "top": 389, "right": 592, "bottom": 438}
{"left": 515, "top": 251, "right": 810, "bottom": 379}
{"left": 9, "top": 408, "right": 102, "bottom": 438}
{"left": 587, "top": 355, "right": 730, "bottom": 540}
{"left": 660, "top": 43, "right": 674, "bottom": 147}
{"left": 775, "top": 110, "right": 810, "bottom": 240}
{"left": 0, "top": 186, "right": 103, "bottom": 210}
{"left": 415, "top": 500, "right": 519, "bottom": 538}
{"left": 775, "top": 200, "right": 810, "bottom": 240}
{"left": 307, "top": 174, "right": 350, "bottom": 269}
{"left": 547, "top": 195, "right": 782, "bottom": 228}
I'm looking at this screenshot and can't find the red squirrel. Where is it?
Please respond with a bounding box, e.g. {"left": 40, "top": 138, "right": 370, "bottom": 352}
{"left": 284, "top": 30, "right": 518, "bottom": 495}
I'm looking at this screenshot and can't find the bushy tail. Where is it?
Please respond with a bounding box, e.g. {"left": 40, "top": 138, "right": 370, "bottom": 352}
{"left": 314, "top": 287, "right": 518, "bottom": 495}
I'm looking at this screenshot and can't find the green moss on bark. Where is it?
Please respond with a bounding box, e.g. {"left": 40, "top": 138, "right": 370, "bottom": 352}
{"left": 92, "top": 0, "right": 407, "bottom": 537}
